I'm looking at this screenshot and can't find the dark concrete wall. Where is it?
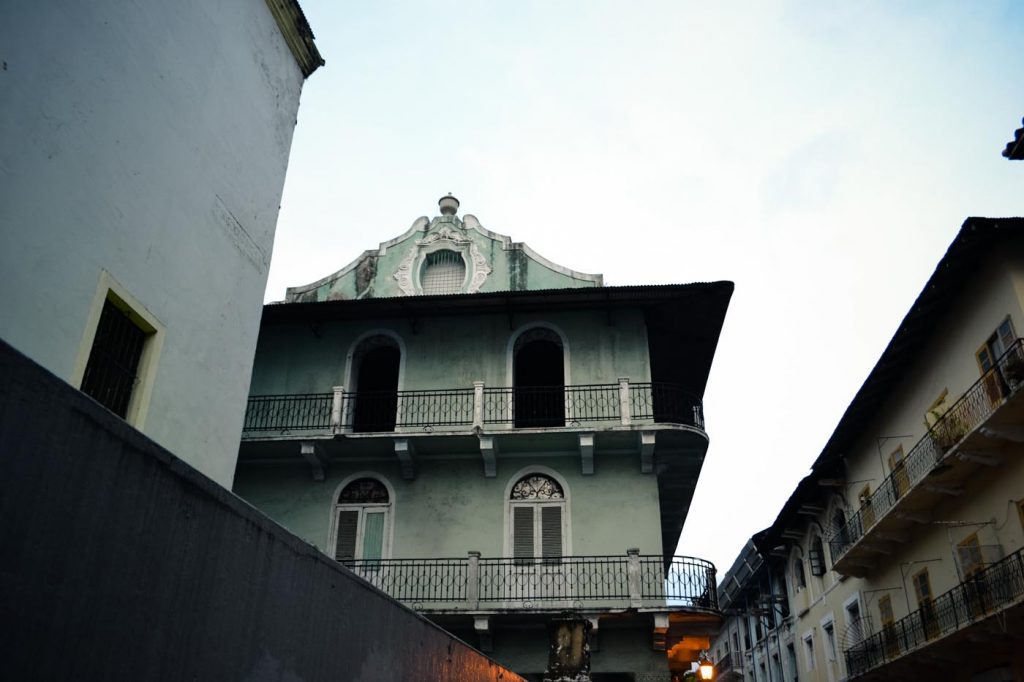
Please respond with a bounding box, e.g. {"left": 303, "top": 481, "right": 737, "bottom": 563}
{"left": 0, "top": 339, "right": 524, "bottom": 682}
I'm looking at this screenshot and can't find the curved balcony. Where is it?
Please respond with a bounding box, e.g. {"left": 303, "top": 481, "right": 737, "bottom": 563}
{"left": 828, "top": 339, "right": 1024, "bottom": 576}
{"left": 241, "top": 381, "right": 705, "bottom": 437}
{"left": 338, "top": 552, "right": 719, "bottom": 614}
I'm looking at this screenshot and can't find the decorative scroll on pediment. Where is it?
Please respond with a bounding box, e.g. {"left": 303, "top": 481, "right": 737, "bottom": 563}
{"left": 418, "top": 226, "right": 469, "bottom": 246}
{"left": 467, "top": 242, "right": 491, "bottom": 294}
{"left": 394, "top": 247, "right": 418, "bottom": 296}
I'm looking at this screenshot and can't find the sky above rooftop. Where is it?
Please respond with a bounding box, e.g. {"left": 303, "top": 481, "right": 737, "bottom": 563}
{"left": 268, "top": 0, "right": 1023, "bottom": 572}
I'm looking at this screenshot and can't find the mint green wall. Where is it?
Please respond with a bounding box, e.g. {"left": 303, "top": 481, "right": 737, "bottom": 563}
{"left": 285, "top": 215, "right": 601, "bottom": 302}
{"left": 233, "top": 453, "right": 664, "bottom": 558}
{"left": 249, "top": 308, "right": 651, "bottom": 394}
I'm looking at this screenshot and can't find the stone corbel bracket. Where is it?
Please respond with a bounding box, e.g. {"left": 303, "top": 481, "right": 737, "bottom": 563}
{"left": 393, "top": 438, "right": 416, "bottom": 480}
{"left": 300, "top": 441, "right": 328, "bottom": 481}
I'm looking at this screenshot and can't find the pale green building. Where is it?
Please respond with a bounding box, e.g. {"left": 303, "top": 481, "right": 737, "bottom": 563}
{"left": 233, "top": 196, "right": 733, "bottom": 681}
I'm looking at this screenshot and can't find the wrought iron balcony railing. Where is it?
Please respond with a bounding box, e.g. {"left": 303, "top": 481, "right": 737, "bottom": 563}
{"left": 844, "top": 545, "right": 1024, "bottom": 678}
{"left": 828, "top": 339, "right": 1024, "bottom": 562}
{"left": 337, "top": 552, "right": 718, "bottom": 612}
{"left": 242, "top": 380, "right": 704, "bottom": 435}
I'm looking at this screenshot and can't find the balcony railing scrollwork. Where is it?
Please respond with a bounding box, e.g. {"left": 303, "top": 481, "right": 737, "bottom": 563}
{"left": 242, "top": 380, "right": 705, "bottom": 435}
{"left": 844, "top": 545, "right": 1024, "bottom": 678}
{"left": 829, "top": 339, "right": 1024, "bottom": 561}
{"left": 340, "top": 553, "right": 718, "bottom": 612}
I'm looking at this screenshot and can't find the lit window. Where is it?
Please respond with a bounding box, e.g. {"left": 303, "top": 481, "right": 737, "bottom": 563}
{"left": 420, "top": 249, "right": 466, "bottom": 295}
{"left": 977, "top": 315, "right": 1018, "bottom": 402}
{"left": 957, "top": 533, "right": 985, "bottom": 577}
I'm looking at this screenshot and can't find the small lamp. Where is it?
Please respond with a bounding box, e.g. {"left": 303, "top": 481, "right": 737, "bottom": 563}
{"left": 697, "top": 657, "right": 715, "bottom": 681}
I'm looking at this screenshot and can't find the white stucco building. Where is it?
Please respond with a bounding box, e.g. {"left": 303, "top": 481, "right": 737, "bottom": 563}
{"left": 0, "top": 0, "right": 322, "bottom": 487}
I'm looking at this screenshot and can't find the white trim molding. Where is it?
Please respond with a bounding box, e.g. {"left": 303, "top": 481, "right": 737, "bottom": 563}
{"left": 327, "top": 472, "right": 397, "bottom": 561}
{"left": 505, "top": 321, "right": 571, "bottom": 388}
{"left": 502, "top": 465, "right": 572, "bottom": 558}
{"left": 343, "top": 329, "right": 408, "bottom": 393}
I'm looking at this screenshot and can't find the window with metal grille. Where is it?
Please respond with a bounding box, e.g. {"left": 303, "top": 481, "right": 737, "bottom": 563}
{"left": 420, "top": 249, "right": 465, "bottom": 294}
{"left": 80, "top": 298, "right": 148, "bottom": 418}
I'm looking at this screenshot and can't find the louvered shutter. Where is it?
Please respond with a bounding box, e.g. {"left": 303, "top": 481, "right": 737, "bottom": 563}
{"left": 540, "top": 505, "right": 562, "bottom": 564}
{"left": 998, "top": 318, "right": 1016, "bottom": 353}
{"left": 513, "top": 506, "right": 535, "bottom": 564}
{"left": 335, "top": 510, "right": 359, "bottom": 562}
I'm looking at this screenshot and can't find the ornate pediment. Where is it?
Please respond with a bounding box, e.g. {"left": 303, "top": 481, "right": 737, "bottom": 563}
{"left": 393, "top": 222, "right": 491, "bottom": 296}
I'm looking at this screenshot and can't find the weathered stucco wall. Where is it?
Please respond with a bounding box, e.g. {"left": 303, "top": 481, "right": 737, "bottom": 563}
{"left": 235, "top": 453, "right": 665, "bottom": 558}
{"left": 0, "top": 0, "right": 307, "bottom": 487}
{"left": 0, "top": 340, "right": 523, "bottom": 682}
{"left": 249, "top": 308, "right": 652, "bottom": 394}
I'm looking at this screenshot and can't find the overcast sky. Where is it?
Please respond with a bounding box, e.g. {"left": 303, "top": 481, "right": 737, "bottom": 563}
{"left": 267, "top": 0, "right": 1023, "bottom": 572}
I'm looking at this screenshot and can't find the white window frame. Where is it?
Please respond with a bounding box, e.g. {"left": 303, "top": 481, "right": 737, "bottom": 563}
{"left": 843, "top": 592, "right": 864, "bottom": 652}
{"left": 72, "top": 270, "right": 165, "bottom": 428}
{"left": 419, "top": 247, "right": 468, "bottom": 295}
{"left": 820, "top": 613, "right": 837, "bottom": 662}
{"left": 503, "top": 466, "right": 571, "bottom": 559}
{"left": 802, "top": 631, "right": 815, "bottom": 672}
{"left": 328, "top": 473, "right": 395, "bottom": 562}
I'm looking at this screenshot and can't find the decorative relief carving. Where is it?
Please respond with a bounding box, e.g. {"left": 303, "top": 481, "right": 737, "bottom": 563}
{"left": 418, "top": 226, "right": 468, "bottom": 246}
{"left": 467, "top": 242, "right": 491, "bottom": 293}
{"left": 393, "top": 245, "right": 418, "bottom": 296}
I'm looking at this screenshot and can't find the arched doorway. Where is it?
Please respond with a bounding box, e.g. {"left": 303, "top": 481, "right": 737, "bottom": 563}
{"left": 513, "top": 328, "right": 565, "bottom": 428}
{"left": 351, "top": 336, "right": 400, "bottom": 432}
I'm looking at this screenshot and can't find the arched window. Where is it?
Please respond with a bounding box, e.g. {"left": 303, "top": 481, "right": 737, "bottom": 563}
{"left": 351, "top": 335, "right": 401, "bottom": 432}
{"left": 829, "top": 507, "right": 848, "bottom": 562}
{"left": 420, "top": 249, "right": 466, "bottom": 295}
{"left": 513, "top": 328, "right": 565, "bottom": 428}
{"left": 509, "top": 473, "right": 566, "bottom": 564}
{"left": 808, "top": 534, "right": 827, "bottom": 577}
{"left": 793, "top": 556, "right": 807, "bottom": 590}
{"left": 333, "top": 477, "right": 391, "bottom": 566}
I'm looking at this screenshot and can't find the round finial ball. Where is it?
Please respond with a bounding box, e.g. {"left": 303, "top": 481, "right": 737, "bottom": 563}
{"left": 439, "top": 193, "right": 460, "bottom": 215}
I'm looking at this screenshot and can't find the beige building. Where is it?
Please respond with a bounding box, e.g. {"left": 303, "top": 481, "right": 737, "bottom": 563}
{"left": 715, "top": 217, "right": 1024, "bottom": 682}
